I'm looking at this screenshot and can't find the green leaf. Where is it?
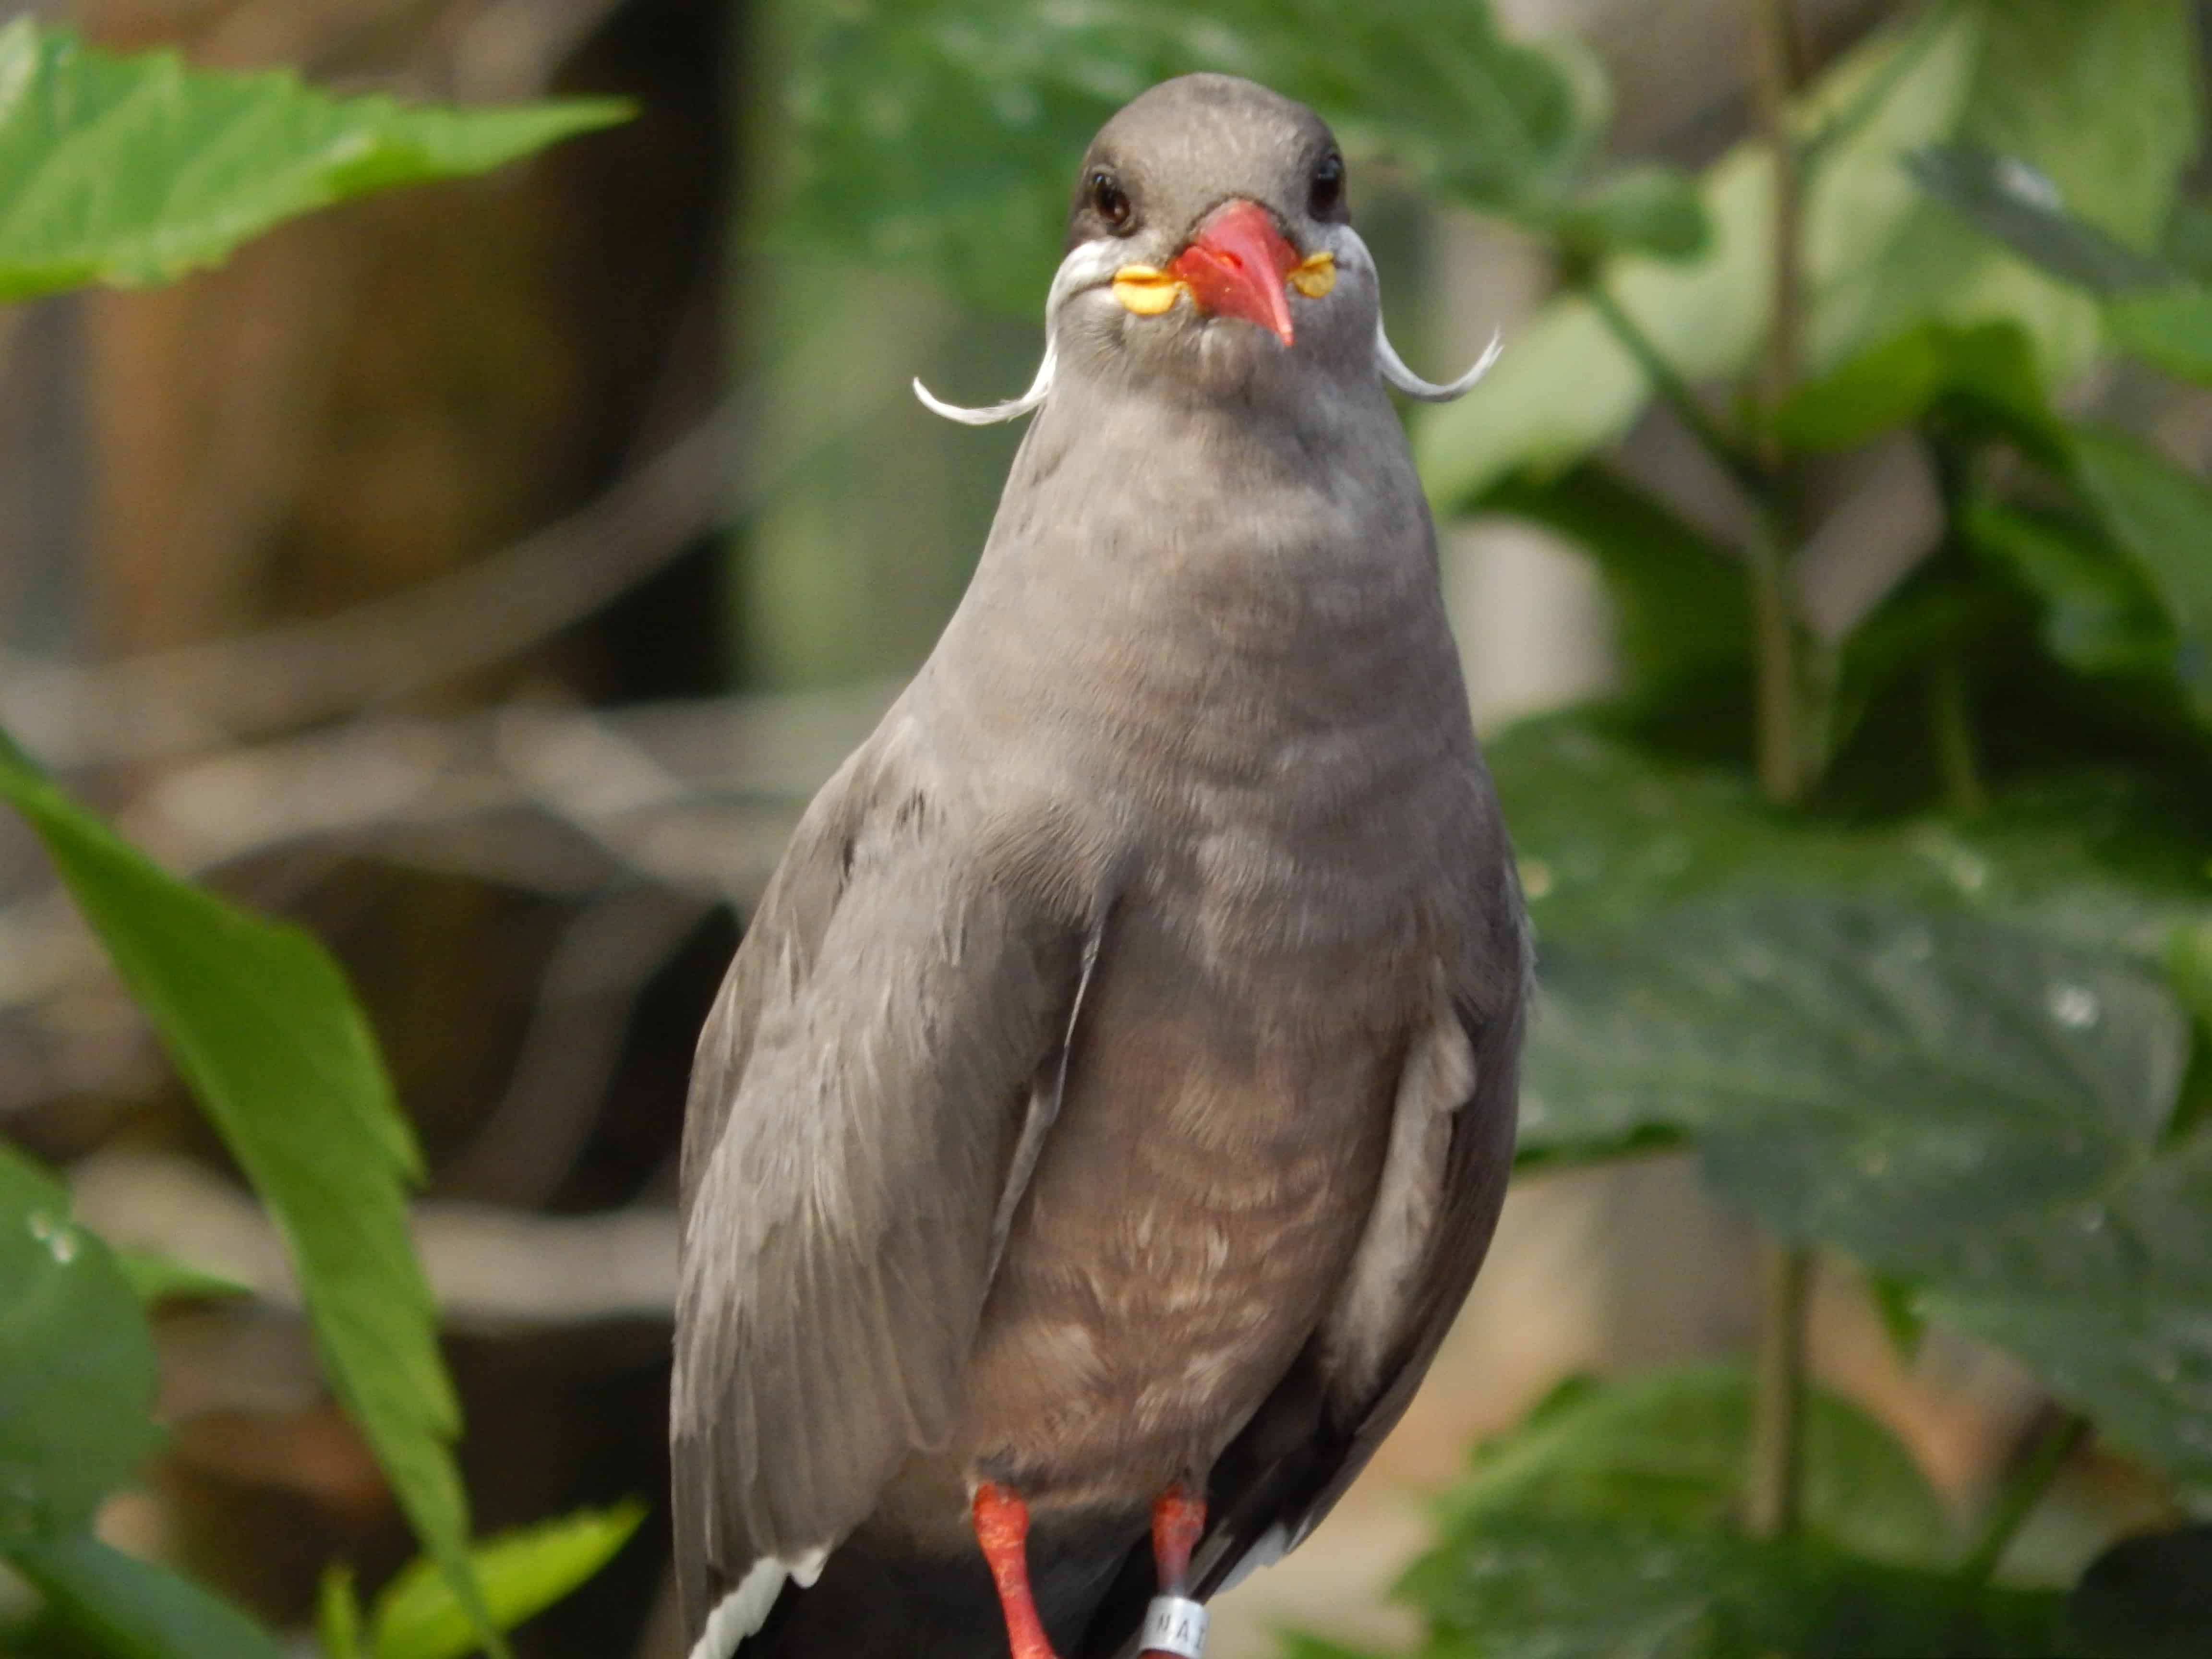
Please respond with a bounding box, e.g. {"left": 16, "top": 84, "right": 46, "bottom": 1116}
{"left": 1418, "top": 1, "right": 1982, "bottom": 505}
{"left": 1552, "top": 166, "right": 1712, "bottom": 264}
{"left": 1527, "top": 894, "right": 2187, "bottom": 1178}
{"left": 111, "top": 1248, "right": 251, "bottom": 1308}
{"left": 368, "top": 1502, "right": 646, "bottom": 1659}
{"left": 1906, "top": 144, "right": 2176, "bottom": 299}
{"left": 1770, "top": 325, "right": 1950, "bottom": 450}
{"left": 3, "top": 1532, "right": 286, "bottom": 1659}
{"left": 2105, "top": 287, "right": 2212, "bottom": 384}
{"left": 1836, "top": 2, "right": 2199, "bottom": 384}
{"left": 0, "top": 731, "right": 493, "bottom": 1650}
{"left": 1963, "top": 498, "right": 2177, "bottom": 681}
{"left": 1487, "top": 716, "right": 2212, "bottom": 1500}
{"left": 1492, "top": 714, "right": 2212, "bottom": 969}
{"left": 0, "top": 1143, "right": 160, "bottom": 1539}
{"left": 2170, "top": 922, "right": 2212, "bottom": 1034}
{"left": 780, "top": 0, "right": 1583, "bottom": 313}
{"left": 321, "top": 1564, "right": 366, "bottom": 1659}
{"left": 1480, "top": 464, "right": 1750, "bottom": 695}
{"left": 1421, "top": 0, "right": 2201, "bottom": 506}
{"left": 1870, "top": 1274, "right": 1930, "bottom": 1364}
{"left": 1430, "top": 1366, "right": 1949, "bottom": 1564}
{"left": 1528, "top": 890, "right": 2212, "bottom": 1505}
{"left": 1384, "top": 1369, "right": 2062, "bottom": 1659}
{"left": 1398, "top": 1516, "right": 2067, "bottom": 1659}
{"left": 1934, "top": 1248, "right": 2212, "bottom": 1519}
{"left": 2068, "top": 429, "right": 2212, "bottom": 724}
{"left": 0, "top": 19, "right": 629, "bottom": 301}
{"left": 1772, "top": 320, "right": 2053, "bottom": 454}
{"left": 2161, "top": 199, "right": 2212, "bottom": 284}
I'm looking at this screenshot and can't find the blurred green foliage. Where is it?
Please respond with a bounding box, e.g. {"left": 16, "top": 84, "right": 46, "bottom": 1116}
{"left": 779, "top": 0, "right": 1700, "bottom": 314}
{"left": 317, "top": 1504, "right": 647, "bottom": 1659}
{"left": 7, "top": 1532, "right": 291, "bottom": 1659}
{"left": 0, "top": 19, "right": 628, "bottom": 301}
{"left": 1413, "top": 0, "right": 2199, "bottom": 505}
{"left": 1355, "top": 1368, "right": 2071, "bottom": 1658}
{"left": 776, "top": 0, "right": 2212, "bottom": 1653}
{"left": 0, "top": 729, "right": 487, "bottom": 1647}
{"left": 0, "top": 1144, "right": 163, "bottom": 1541}
{"left": 0, "top": 25, "right": 635, "bottom": 1659}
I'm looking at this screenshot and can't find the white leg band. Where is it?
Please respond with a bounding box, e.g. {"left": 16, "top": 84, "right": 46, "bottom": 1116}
{"left": 1140, "top": 1595, "right": 1208, "bottom": 1659}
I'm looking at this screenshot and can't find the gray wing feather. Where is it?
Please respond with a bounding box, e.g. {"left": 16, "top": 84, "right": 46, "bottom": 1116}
{"left": 672, "top": 748, "right": 1087, "bottom": 1638}
{"left": 1298, "top": 977, "right": 1524, "bottom": 1518}
{"left": 1182, "top": 896, "right": 1528, "bottom": 1606}
{"left": 988, "top": 920, "right": 1104, "bottom": 1274}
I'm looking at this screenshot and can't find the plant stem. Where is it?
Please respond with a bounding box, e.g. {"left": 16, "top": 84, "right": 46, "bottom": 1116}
{"left": 1959, "top": 1413, "right": 2091, "bottom": 1585}
{"left": 1583, "top": 273, "right": 1801, "bottom": 797}
{"left": 1744, "top": 526, "right": 1802, "bottom": 803}
{"left": 1584, "top": 284, "right": 1768, "bottom": 499}
{"left": 1743, "top": 0, "right": 1814, "bottom": 1550}
{"left": 1743, "top": 0, "right": 1810, "bottom": 811}
{"left": 1745, "top": 1243, "right": 1812, "bottom": 1538}
{"left": 1931, "top": 648, "right": 1987, "bottom": 817}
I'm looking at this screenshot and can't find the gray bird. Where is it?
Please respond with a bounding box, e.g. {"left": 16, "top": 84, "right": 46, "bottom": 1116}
{"left": 672, "top": 72, "right": 1527, "bottom": 1659}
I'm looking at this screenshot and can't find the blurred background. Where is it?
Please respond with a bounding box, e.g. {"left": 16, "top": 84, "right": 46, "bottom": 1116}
{"left": 2, "top": 0, "right": 2206, "bottom": 1655}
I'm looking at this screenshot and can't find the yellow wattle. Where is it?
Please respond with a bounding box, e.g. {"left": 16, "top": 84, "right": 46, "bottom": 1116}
{"left": 1289, "top": 251, "right": 1336, "bottom": 299}
{"left": 1112, "top": 266, "right": 1185, "bottom": 315}
{"left": 1113, "top": 251, "right": 1334, "bottom": 316}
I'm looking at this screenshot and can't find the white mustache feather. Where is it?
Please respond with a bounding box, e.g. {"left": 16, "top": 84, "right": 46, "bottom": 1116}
{"left": 1332, "top": 227, "right": 1502, "bottom": 402}
{"left": 911, "top": 225, "right": 1501, "bottom": 424}
{"left": 913, "top": 240, "right": 1124, "bottom": 425}
{"left": 1376, "top": 323, "right": 1503, "bottom": 401}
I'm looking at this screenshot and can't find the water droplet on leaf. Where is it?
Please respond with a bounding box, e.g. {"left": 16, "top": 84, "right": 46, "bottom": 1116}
{"left": 2047, "top": 983, "right": 2100, "bottom": 1028}
{"left": 1996, "top": 156, "right": 2065, "bottom": 212}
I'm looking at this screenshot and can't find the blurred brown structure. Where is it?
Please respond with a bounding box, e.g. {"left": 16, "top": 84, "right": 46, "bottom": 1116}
{"left": 4, "top": 0, "right": 735, "bottom": 1651}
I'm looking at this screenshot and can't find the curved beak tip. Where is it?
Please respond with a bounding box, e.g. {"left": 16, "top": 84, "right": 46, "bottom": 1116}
{"left": 1167, "top": 199, "right": 1299, "bottom": 348}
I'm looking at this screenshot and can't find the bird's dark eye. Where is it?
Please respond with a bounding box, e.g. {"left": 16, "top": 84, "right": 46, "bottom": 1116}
{"left": 1310, "top": 152, "right": 1346, "bottom": 217}
{"left": 1088, "top": 169, "right": 1132, "bottom": 229}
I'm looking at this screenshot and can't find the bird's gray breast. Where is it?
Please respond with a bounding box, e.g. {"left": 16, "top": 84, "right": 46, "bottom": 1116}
{"left": 877, "top": 383, "right": 1479, "bottom": 1541}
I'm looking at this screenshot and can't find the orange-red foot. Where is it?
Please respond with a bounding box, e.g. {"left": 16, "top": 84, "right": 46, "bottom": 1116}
{"left": 973, "top": 1481, "right": 1060, "bottom": 1659}
{"left": 1139, "top": 1484, "right": 1208, "bottom": 1659}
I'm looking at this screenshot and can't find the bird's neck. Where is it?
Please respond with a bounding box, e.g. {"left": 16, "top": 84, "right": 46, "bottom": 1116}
{"left": 926, "top": 369, "right": 1467, "bottom": 778}
{"left": 990, "top": 365, "right": 1434, "bottom": 625}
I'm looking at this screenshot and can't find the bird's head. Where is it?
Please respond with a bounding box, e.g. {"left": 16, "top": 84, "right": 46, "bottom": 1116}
{"left": 914, "top": 74, "right": 1498, "bottom": 426}
{"left": 1058, "top": 75, "right": 1363, "bottom": 395}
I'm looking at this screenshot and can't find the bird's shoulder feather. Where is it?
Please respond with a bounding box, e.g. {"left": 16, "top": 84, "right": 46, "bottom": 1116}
{"left": 672, "top": 728, "right": 1100, "bottom": 1642}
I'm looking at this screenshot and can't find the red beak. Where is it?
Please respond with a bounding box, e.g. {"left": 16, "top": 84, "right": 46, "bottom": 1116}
{"left": 1166, "top": 199, "right": 1299, "bottom": 348}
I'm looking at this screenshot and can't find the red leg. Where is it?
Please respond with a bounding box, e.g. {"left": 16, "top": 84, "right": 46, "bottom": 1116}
{"left": 973, "top": 1481, "right": 1060, "bottom": 1659}
{"left": 1139, "top": 1484, "right": 1208, "bottom": 1658}
{"left": 1149, "top": 1484, "right": 1207, "bottom": 1593}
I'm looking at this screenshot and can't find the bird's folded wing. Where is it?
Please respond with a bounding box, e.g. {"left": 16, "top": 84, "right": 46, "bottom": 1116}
{"left": 672, "top": 755, "right": 1085, "bottom": 1637}
{"left": 1305, "top": 980, "right": 1524, "bottom": 1509}
{"left": 1174, "top": 962, "right": 1526, "bottom": 1618}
